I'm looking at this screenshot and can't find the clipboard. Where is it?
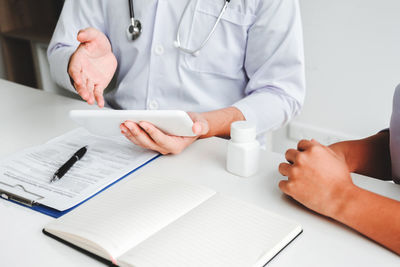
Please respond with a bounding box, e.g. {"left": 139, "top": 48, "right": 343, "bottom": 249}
{"left": 0, "top": 155, "right": 160, "bottom": 218}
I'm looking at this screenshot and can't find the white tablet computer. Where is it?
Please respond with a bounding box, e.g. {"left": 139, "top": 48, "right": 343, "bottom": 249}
{"left": 69, "top": 110, "right": 195, "bottom": 137}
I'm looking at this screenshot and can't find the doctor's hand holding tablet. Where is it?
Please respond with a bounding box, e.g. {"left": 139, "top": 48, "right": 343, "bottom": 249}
{"left": 67, "top": 27, "right": 215, "bottom": 154}
{"left": 67, "top": 26, "right": 219, "bottom": 154}
{"left": 49, "top": 0, "right": 305, "bottom": 154}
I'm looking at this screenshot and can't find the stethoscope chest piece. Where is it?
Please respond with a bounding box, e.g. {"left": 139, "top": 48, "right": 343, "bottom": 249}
{"left": 126, "top": 19, "right": 142, "bottom": 41}
{"left": 127, "top": 0, "right": 142, "bottom": 41}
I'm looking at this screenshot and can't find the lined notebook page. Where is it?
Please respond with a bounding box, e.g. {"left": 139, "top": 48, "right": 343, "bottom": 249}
{"left": 44, "top": 176, "right": 216, "bottom": 259}
{"left": 119, "top": 194, "right": 302, "bottom": 267}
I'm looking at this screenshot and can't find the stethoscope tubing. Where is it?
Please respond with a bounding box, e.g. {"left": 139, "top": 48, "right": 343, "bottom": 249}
{"left": 175, "top": 0, "right": 230, "bottom": 56}
{"left": 128, "top": 0, "right": 135, "bottom": 21}
{"left": 127, "top": 0, "right": 230, "bottom": 56}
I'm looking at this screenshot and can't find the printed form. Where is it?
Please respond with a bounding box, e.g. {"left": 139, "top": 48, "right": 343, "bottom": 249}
{"left": 0, "top": 128, "right": 158, "bottom": 211}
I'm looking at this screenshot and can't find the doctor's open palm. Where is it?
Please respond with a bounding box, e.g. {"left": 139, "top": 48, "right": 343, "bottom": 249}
{"left": 68, "top": 27, "right": 117, "bottom": 108}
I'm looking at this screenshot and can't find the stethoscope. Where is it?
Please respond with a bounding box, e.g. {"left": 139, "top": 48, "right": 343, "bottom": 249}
{"left": 126, "top": 0, "right": 231, "bottom": 56}
{"left": 126, "top": 0, "right": 142, "bottom": 40}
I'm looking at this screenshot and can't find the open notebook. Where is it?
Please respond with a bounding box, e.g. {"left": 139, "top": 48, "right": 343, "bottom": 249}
{"left": 43, "top": 176, "right": 302, "bottom": 267}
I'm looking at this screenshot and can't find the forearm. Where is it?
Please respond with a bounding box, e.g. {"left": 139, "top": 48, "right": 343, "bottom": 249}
{"left": 200, "top": 107, "right": 245, "bottom": 139}
{"left": 334, "top": 186, "right": 400, "bottom": 255}
{"left": 329, "top": 131, "right": 391, "bottom": 180}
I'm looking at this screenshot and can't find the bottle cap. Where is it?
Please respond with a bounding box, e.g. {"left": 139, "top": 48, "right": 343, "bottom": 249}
{"left": 230, "top": 121, "right": 257, "bottom": 143}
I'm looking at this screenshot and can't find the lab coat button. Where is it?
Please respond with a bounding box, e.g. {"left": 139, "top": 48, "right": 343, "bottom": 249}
{"left": 154, "top": 45, "right": 164, "bottom": 55}
{"left": 148, "top": 100, "right": 159, "bottom": 110}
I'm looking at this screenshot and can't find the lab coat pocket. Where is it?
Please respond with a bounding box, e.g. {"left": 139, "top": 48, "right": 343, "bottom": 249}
{"left": 183, "top": 0, "right": 255, "bottom": 79}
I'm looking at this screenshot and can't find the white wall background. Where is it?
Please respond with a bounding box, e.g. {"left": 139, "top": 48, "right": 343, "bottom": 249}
{"left": 272, "top": 0, "right": 400, "bottom": 153}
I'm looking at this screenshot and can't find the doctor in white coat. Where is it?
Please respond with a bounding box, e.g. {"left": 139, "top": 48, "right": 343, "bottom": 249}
{"left": 48, "top": 0, "right": 305, "bottom": 154}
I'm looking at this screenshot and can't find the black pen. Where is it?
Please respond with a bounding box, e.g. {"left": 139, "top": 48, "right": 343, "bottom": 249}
{"left": 50, "top": 146, "right": 88, "bottom": 183}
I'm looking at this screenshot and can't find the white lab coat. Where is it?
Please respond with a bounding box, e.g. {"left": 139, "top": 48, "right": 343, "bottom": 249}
{"left": 48, "top": 0, "right": 305, "bottom": 139}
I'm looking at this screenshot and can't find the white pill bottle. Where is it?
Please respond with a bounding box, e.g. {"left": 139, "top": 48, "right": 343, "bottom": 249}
{"left": 226, "top": 121, "right": 260, "bottom": 177}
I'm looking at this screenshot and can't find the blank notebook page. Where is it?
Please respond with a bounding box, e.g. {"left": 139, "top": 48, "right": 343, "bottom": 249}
{"left": 44, "top": 176, "right": 216, "bottom": 259}
{"left": 119, "top": 194, "right": 302, "bottom": 267}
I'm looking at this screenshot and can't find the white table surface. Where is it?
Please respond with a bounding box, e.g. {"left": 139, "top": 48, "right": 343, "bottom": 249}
{"left": 1, "top": 79, "right": 399, "bottom": 266}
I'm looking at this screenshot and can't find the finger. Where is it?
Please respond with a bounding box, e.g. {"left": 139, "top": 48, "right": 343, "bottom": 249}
{"left": 278, "top": 180, "right": 292, "bottom": 195}
{"left": 188, "top": 112, "right": 209, "bottom": 136}
{"left": 94, "top": 85, "right": 105, "bottom": 108}
{"left": 68, "top": 64, "right": 83, "bottom": 88}
{"left": 86, "top": 78, "right": 95, "bottom": 105}
{"left": 77, "top": 27, "right": 99, "bottom": 43}
{"left": 122, "top": 122, "right": 147, "bottom": 146}
{"left": 124, "top": 121, "right": 163, "bottom": 153}
{"left": 297, "top": 139, "right": 313, "bottom": 152}
{"left": 310, "top": 139, "right": 321, "bottom": 145}
{"left": 120, "top": 124, "right": 140, "bottom": 145}
{"left": 192, "top": 122, "right": 204, "bottom": 136}
{"left": 192, "top": 120, "right": 209, "bottom": 136}
{"left": 74, "top": 73, "right": 89, "bottom": 101}
{"left": 285, "top": 149, "right": 299, "bottom": 164}
{"left": 140, "top": 121, "right": 195, "bottom": 154}
{"left": 74, "top": 82, "right": 88, "bottom": 100}
{"left": 138, "top": 121, "right": 169, "bottom": 147}
{"left": 81, "top": 73, "right": 91, "bottom": 102}
{"left": 278, "top": 162, "right": 292, "bottom": 176}
{"left": 120, "top": 124, "right": 128, "bottom": 135}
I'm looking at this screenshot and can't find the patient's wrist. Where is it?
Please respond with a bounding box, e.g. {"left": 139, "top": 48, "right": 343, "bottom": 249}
{"left": 329, "top": 141, "right": 355, "bottom": 172}
{"left": 330, "top": 183, "right": 359, "bottom": 221}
